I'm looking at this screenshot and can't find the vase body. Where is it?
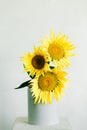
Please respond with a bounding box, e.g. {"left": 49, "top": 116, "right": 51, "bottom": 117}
{"left": 28, "top": 88, "right": 59, "bottom": 125}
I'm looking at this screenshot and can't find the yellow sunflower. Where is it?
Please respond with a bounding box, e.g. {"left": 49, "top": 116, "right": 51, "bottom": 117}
{"left": 30, "top": 68, "right": 68, "bottom": 104}
{"left": 21, "top": 46, "right": 50, "bottom": 77}
{"left": 40, "top": 30, "right": 75, "bottom": 69}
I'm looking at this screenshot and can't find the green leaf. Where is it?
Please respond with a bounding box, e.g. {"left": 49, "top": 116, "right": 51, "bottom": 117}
{"left": 30, "top": 74, "right": 36, "bottom": 79}
{"left": 49, "top": 66, "right": 55, "bottom": 69}
{"left": 15, "top": 80, "right": 31, "bottom": 89}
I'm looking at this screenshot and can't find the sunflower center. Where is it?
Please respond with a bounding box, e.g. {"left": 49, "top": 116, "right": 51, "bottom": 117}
{"left": 38, "top": 72, "right": 58, "bottom": 91}
{"left": 48, "top": 43, "right": 64, "bottom": 60}
{"left": 32, "top": 55, "right": 45, "bottom": 69}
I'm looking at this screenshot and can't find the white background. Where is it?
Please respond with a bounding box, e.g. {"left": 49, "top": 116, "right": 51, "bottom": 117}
{"left": 0, "top": 0, "right": 87, "bottom": 130}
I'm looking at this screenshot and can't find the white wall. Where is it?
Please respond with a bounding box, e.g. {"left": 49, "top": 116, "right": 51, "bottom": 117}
{"left": 0, "top": 0, "right": 87, "bottom": 130}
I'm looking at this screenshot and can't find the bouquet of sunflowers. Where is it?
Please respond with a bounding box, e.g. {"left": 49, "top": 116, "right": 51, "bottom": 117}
{"left": 16, "top": 30, "right": 75, "bottom": 104}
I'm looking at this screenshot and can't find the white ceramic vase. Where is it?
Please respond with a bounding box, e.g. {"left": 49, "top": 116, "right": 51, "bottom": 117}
{"left": 28, "top": 88, "right": 59, "bottom": 125}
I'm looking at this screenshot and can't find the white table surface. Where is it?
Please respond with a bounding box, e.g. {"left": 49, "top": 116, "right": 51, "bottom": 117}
{"left": 12, "top": 117, "right": 72, "bottom": 130}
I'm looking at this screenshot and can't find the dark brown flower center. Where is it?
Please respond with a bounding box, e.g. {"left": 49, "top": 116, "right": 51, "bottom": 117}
{"left": 32, "top": 55, "right": 45, "bottom": 69}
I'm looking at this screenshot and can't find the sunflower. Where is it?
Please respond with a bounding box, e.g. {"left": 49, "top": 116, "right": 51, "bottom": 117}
{"left": 30, "top": 68, "right": 68, "bottom": 104}
{"left": 40, "top": 30, "right": 75, "bottom": 69}
{"left": 21, "top": 46, "right": 50, "bottom": 77}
